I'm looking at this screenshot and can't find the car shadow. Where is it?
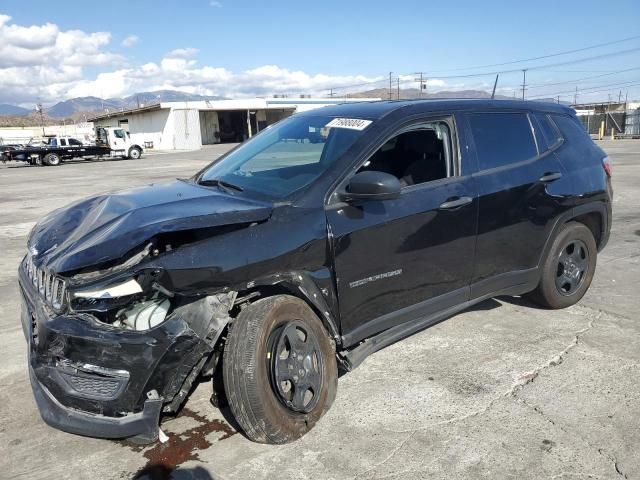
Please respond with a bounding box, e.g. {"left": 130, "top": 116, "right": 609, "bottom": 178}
{"left": 134, "top": 465, "right": 215, "bottom": 480}
{"left": 495, "top": 294, "right": 548, "bottom": 309}
{"left": 2, "top": 157, "right": 137, "bottom": 168}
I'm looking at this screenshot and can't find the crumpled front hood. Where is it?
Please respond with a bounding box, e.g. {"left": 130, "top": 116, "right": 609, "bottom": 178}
{"left": 28, "top": 179, "right": 273, "bottom": 273}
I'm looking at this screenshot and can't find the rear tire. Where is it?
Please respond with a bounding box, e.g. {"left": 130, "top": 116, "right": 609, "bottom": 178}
{"left": 223, "top": 295, "right": 337, "bottom": 444}
{"left": 43, "top": 153, "right": 61, "bottom": 166}
{"left": 527, "top": 222, "right": 597, "bottom": 309}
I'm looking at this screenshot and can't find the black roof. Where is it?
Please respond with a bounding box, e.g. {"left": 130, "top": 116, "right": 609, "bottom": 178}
{"left": 298, "top": 98, "right": 574, "bottom": 120}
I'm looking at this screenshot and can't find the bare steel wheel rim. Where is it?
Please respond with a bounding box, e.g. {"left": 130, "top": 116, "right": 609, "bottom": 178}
{"left": 555, "top": 239, "right": 588, "bottom": 296}
{"left": 130, "top": 149, "right": 140, "bottom": 159}
{"left": 269, "top": 320, "right": 324, "bottom": 413}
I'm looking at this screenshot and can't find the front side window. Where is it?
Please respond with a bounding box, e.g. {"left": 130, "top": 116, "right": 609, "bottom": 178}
{"left": 468, "top": 112, "right": 537, "bottom": 170}
{"left": 198, "top": 115, "right": 367, "bottom": 199}
{"left": 68, "top": 138, "right": 82, "bottom": 146}
{"left": 113, "top": 129, "right": 126, "bottom": 139}
{"left": 357, "top": 121, "right": 452, "bottom": 187}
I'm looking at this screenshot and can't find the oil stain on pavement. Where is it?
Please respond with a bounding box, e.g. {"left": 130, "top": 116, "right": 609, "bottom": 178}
{"left": 126, "top": 408, "right": 236, "bottom": 478}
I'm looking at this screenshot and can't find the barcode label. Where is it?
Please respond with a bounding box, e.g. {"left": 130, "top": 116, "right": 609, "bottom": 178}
{"left": 325, "top": 118, "right": 372, "bottom": 131}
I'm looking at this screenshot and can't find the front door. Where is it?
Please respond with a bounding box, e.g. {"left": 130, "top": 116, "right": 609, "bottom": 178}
{"left": 326, "top": 118, "right": 478, "bottom": 346}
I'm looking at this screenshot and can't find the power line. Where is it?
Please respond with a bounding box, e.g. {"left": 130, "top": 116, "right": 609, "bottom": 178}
{"left": 425, "top": 34, "right": 640, "bottom": 72}
{"left": 319, "top": 40, "right": 640, "bottom": 97}
{"left": 528, "top": 78, "right": 640, "bottom": 99}
{"left": 404, "top": 46, "right": 640, "bottom": 80}
{"left": 526, "top": 66, "right": 640, "bottom": 88}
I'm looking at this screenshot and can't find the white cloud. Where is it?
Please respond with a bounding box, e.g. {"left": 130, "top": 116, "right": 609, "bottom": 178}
{"left": 0, "top": 16, "right": 392, "bottom": 105}
{"left": 121, "top": 34, "right": 139, "bottom": 47}
{"left": 209, "top": 1, "right": 222, "bottom": 7}
{"left": 166, "top": 47, "right": 199, "bottom": 59}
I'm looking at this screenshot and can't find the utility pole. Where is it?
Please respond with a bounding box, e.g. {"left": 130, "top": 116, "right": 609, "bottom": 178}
{"left": 414, "top": 72, "right": 426, "bottom": 98}
{"left": 389, "top": 72, "right": 393, "bottom": 100}
{"left": 618, "top": 90, "right": 622, "bottom": 103}
{"left": 521, "top": 69, "right": 527, "bottom": 100}
{"left": 557, "top": 96, "right": 560, "bottom": 104}
{"left": 574, "top": 86, "right": 578, "bottom": 106}
{"left": 328, "top": 88, "right": 335, "bottom": 98}
{"left": 397, "top": 77, "right": 400, "bottom": 100}
{"left": 36, "top": 103, "right": 45, "bottom": 136}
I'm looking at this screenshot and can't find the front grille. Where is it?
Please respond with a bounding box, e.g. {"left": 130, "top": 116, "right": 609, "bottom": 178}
{"left": 60, "top": 372, "right": 123, "bottom": 398}
{"left": 25, "top": 253, "right": 66, "bottom": 309}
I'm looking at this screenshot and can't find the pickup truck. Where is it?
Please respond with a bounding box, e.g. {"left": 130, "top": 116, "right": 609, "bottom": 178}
{"left": 1, "top": 127, "right": 144, "bottom": 166}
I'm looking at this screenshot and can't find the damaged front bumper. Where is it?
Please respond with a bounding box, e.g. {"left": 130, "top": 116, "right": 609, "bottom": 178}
{"left": 18, "top": 261, "right": 230, "bottom": 443}
{"left": 28, "top": 365, "right": 163, "bottom": 442}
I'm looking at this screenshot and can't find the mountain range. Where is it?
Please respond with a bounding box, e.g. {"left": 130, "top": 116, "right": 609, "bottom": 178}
{"left": 0, "top": 90, "right": 224, "bottom": 119}
{"left": 351, "top": 87, "right": 514, "bottom": 100}
{"left": 0, "top": 88, "right": 567, "bottom": 122}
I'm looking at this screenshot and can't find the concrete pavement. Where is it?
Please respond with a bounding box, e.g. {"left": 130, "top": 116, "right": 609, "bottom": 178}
{"left": 0, "top": 141, "right": 638, "bottom": 479}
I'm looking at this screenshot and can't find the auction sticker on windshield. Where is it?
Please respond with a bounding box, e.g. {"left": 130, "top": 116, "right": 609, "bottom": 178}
{"left": 325, "top": 118, "right": 372, "bottom": 130}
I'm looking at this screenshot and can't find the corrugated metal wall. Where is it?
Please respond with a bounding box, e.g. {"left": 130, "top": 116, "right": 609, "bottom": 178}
{"left": 625, "top": 110, "right": 640, "bottom": 135}
{"left": 171, "top": 108, "right": 202, "bottom": 150}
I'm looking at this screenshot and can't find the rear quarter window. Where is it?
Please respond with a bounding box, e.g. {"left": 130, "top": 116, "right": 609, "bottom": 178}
{"left": 533, "top": 113, "right": 562, "bottom": 150}
{"left": 468, "top": 112, "right": 537, "bottom": 171}
{"left": 551, "top": 114, "right": 602, "bottom": 170}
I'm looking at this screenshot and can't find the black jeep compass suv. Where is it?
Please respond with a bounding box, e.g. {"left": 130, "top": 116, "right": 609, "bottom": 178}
{"left": 19, "top": 99, "right": 612, "bottom": 444}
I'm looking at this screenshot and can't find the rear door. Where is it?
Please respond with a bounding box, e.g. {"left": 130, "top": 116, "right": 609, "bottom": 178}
{"left": 463, "top": 110, "right": 571, "bottom": 297}
{"left": 326, "top": 116, "right": 478, "bottom": 345}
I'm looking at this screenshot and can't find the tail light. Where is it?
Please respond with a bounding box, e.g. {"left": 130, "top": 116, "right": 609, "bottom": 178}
{"left": 602, "top": 156, "right": 612, "bottom": 177}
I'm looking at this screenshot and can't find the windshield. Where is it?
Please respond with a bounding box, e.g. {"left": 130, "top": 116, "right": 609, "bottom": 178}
{"left": 198, "top": 114, "right": 369, "bottom": 199}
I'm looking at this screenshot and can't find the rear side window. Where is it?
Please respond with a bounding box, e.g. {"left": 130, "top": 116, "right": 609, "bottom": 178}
{"left": 533, "top": 113, "right": 562, "bottom": 150}
{"left": 551, "top": 114, "right": 599, "bottom": 170}
{"left": 468, "top": 112, "right": 537, "bottom": 170}
{"left": 551, "top": 114, "right": 591, "bottom": 142}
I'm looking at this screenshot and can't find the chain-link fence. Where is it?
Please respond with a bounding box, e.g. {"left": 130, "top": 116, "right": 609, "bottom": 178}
{"left": 625, "top": 110, "right": 640, "bottom": 136}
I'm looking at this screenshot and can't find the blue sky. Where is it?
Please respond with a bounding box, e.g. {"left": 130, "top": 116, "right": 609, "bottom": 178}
{"left": 1, "top": 0, "right": 639, "bottom": 105}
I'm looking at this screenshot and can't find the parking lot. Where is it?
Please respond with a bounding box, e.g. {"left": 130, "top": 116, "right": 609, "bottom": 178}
{"left": 0, "top": 140, "right": 638, "bottom": 479}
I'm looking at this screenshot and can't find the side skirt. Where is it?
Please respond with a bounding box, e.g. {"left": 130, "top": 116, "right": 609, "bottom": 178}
{"left": 339, "top": 268, "right": 538, "bottom": 370}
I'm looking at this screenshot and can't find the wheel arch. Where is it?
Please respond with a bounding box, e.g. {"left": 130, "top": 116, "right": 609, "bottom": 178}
{"left": 231, "top": 272, "right": 341, "bottom": 347}
{"left": 539, "top": 202, "right": 609, "bottom": 269}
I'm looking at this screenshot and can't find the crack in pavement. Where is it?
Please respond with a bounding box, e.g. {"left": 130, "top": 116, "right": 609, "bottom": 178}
{"left": 382, "top": 310, "right": 600, "bottom": 436}
{"left": 516, "top": 396, "right": 629, "bottom": 479}
{"left": 358, "top": 309, "right": 607, "bottom": 478}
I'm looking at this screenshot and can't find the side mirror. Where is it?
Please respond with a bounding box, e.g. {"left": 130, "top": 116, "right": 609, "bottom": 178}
{"left": 341, "top": 171, "right": 401, "bottom": 202}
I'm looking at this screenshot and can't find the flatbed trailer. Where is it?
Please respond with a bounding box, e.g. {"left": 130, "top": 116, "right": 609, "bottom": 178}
{"left": 1, "top": 127, "right": 143, "bottom": 166}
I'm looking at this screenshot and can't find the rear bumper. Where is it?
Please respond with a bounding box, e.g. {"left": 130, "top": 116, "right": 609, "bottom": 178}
{"left": 29, "top": 365, "right": 162, "bottom": 442}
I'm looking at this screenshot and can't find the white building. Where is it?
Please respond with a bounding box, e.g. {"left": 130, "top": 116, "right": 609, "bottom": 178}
{"left": 89, "top": 97, "right": 380, "bottom": 150}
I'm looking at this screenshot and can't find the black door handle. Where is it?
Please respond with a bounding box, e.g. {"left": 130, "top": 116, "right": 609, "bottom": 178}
{"left": 439, "top": 196, "right": 473, "bottom": 210}
{"left": 539, "top": 172, "right": 562, "bottom": 183}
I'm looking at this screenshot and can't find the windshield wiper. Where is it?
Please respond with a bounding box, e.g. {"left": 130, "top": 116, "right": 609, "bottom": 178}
{"left": 198, "top": 178, "right": 244, "bottom": 192}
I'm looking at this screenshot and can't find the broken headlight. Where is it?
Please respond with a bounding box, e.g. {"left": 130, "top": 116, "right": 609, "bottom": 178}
{"left": 73, "top": 278, "right": 143, "bottom": 299}
{"left": 70, "top": 271, "right": 173, "bottom": 331}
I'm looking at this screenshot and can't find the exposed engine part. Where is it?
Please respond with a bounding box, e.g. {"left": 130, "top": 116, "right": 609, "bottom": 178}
{"left": 117, "top": 298, "right": 171, "bottom": 331}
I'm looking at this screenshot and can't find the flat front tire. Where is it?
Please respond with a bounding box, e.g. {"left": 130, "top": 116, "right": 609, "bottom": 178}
{"left": 223, "top": 295, "right": 337, "bottom": 444}
{"left": 527, "top": 221, "right": 597, "bottom": 309}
